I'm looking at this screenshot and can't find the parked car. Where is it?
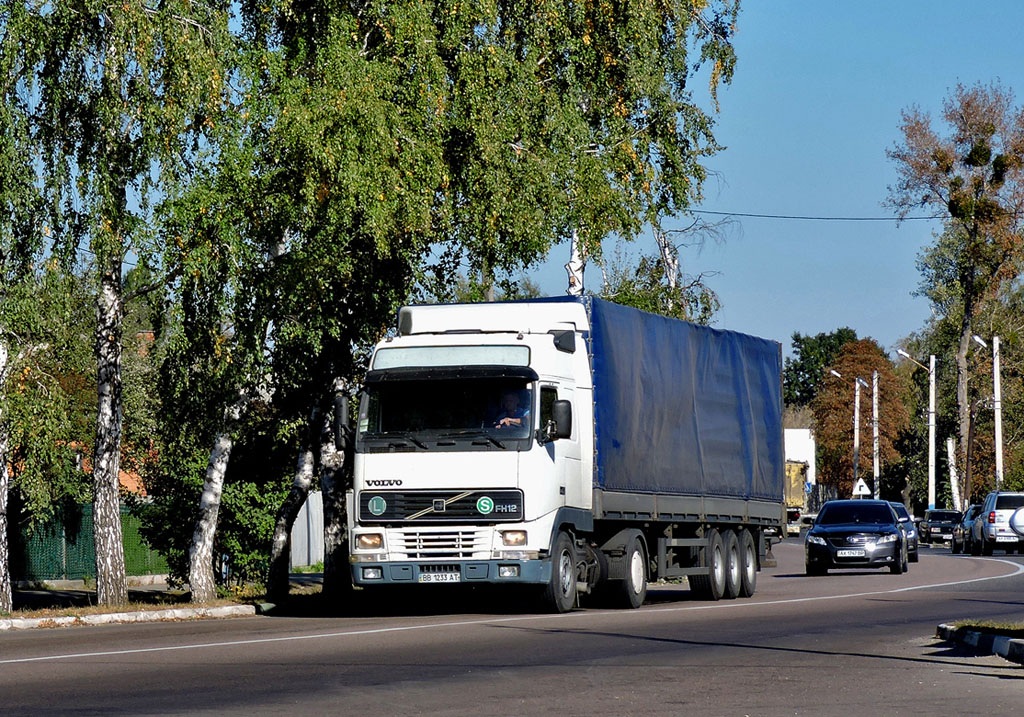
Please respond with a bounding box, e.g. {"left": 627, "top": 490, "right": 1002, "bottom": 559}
{"left": 805, "top": 499, "right": 908, "bottom": 575}
{"left": 919, "top": 508, "right": 962, "bottom": 544}
{"left": 889, "top": 501, "right": 919, "bottom": 562}
{"left": 970, "top": 491, "right": 1024, "bottom": 555}
{"left": 951, "top": 504, "right": 982, "bottom": 554}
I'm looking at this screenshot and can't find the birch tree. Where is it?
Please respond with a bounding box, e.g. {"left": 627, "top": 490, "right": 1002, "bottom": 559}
{"left": 3, "top": 1, "right": 233, "bottom": 605}
{"left": 888, "top": 82, "right": 1024, "bottom": 504}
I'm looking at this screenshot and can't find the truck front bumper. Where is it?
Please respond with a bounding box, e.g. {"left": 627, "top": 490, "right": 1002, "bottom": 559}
{"left": 351, "top": 559, "right": 550, "bottom": 586}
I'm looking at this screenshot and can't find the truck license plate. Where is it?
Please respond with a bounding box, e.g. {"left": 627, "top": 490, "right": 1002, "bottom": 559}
{"left": 837, "top": 549, "right": 865, "bottom": 557}
{"left": 419, "top": 572, "right": 461, "bottom": 583}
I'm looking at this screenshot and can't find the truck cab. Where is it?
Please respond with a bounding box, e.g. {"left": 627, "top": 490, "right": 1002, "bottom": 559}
{"left": 348, "top": 301, "right": 591, "bottom": 591}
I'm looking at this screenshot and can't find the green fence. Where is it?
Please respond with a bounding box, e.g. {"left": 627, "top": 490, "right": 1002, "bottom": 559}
{"left": 10, "top": 505, "right": 168, "bottom": 582}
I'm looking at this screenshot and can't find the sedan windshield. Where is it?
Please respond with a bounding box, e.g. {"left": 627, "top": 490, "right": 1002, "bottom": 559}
{"left": 818, "top": 504, "right": 894, "bottom": 525}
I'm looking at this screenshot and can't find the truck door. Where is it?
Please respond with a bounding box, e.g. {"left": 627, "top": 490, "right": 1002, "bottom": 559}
{"left": 540, "top": 384, "right": 582, "bottom": 507}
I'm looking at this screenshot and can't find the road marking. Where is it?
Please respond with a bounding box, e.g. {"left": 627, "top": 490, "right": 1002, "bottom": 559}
{"left": 3, "top": 558, "right": 1022, "bottom": 665}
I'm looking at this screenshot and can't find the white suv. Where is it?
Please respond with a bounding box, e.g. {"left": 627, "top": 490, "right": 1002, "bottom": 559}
{"left": 971, "top": 491, "right": 1024, "bottom": 555}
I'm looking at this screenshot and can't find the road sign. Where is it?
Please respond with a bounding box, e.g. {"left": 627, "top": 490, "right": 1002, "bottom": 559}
{"left": 852, "top": 478, "right": 871, "bottom": 497}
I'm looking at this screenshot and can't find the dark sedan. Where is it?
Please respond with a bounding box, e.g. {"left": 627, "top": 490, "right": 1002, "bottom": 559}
{"left": 805, "top": 499, "right": 908, "bottom": 575}
{"left": 920, "top": 509, "right": 961, "bottom": 544}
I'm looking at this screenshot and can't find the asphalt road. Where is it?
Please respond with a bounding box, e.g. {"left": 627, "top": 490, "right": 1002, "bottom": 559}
{"left": 2, "top": 541, "right": 1022, "bottom": 716}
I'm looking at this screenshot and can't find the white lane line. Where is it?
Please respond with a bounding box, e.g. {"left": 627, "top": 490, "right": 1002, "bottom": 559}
{"left": 4, "top": 558, "right": 1021, "bottom": 665}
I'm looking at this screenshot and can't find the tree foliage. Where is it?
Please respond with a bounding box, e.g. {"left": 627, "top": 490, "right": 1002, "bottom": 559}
{"left": 811, "top": 339, "right": 910, "bottom": 499}
{"left": 783, "top": 327, "right": 858, "bottom": 407}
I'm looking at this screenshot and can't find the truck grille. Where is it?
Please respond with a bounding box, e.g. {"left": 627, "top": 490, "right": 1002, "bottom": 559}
{"left": 390, "top": 528, "right": 490, "bottom": 559}
{"left": 358, "top": 489, "right": 523, "bottom": 523}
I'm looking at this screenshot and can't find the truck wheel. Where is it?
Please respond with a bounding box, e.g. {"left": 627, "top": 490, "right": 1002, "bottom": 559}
{"left": 738, "top": 529, "right": 758, "bottom": 597}
{"left": 982, "top": 539, "right": 994, "bottom": 556}
{"left": 723, "top": 530, "right": 741, "bottom": 600}
{"left": 542, "top": 531, "right": 577, "bottom": 613}
{"left": 690, "top": 529, "right": 726, "bottom": 601}
{"left": 611, "top": 533, "right": 647, "bottom": 609}
{"left": 970, "top": 535, "right": 981, "bottom": 556}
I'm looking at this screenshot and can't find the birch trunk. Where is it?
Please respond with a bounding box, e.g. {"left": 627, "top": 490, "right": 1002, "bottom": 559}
{"left": 93, "top": 263, "right": 128, "bottom": 606}
{"left": 188, "top": 390, "right": 249, "bottom": 603}
{"left": 955, "top": 319, "right": 971, "bottom": 505}
{"left": 565, "top": 228, "right": 585, "bottom": 296}
{"left": 948, "top": 437, "right": 962, "bottom": 512}
{"left": 0, "top": 339, "right": 11, "bottom": 614}
{"left": 322, "top": 385, "right": 351, "bottom": 599}
{"left": 266, "top": 408, "right": 320, "bottom": 602}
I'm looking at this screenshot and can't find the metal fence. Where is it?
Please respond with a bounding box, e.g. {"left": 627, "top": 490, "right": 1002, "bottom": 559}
{"left": 9, "top": 504, "right": 168, "bottom": 582}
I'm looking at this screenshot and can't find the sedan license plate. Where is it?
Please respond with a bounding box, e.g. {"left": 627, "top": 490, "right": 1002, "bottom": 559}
{"left": 836, "top": 548, "right": 865, "bottom": 557}
{"left": 419, "top": 572, "right": 461, "bottom": 583}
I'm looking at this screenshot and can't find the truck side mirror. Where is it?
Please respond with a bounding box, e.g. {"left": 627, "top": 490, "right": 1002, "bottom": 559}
{"left": 547, "top": 400, "right": 572, "bottom": 441}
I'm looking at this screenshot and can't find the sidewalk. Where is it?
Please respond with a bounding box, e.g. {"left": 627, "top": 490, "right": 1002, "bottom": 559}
{"left": 936, "top": 623, "right": 1024, "bottom": 665}
{"left": 2, "top": 577, "right": 256, "bottom": 631}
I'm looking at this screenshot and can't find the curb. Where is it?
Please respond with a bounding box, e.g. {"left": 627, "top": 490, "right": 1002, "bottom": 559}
{"left": 936, "top": 623, "right": 1024, "bottom": 665}
{"left": 0, "top": 604, "right": 256, "bottom": 631}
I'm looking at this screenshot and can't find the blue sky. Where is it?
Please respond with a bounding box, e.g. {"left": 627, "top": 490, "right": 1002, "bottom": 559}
{"left": 531, "top": 2, "right": 1024, "bottom": 355}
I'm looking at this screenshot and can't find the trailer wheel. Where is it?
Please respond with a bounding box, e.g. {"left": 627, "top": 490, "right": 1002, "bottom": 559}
{"left": 542, "top": 531, "right": 577, "bottom": 613}
{"left": 611, "top": 533, "right": 647, "bottom": 609}
{"left": 738, "top": 529, "right": 757, "bottom": 598}
{"left": 723, "top": 530, "right": 741, "bottom": 600}
{"left": 690, "top": 529, "right": 726, "bottom": 601}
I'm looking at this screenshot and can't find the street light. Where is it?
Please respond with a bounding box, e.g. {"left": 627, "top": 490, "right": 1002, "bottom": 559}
{"left": 897, "top": 349, "right": 937, "bottom": 509}
{"left": 972, "top": 335, "right": 1003, "bottom": 490}
{"left": 832, "top": 369, "right": 871, "bottom": 498}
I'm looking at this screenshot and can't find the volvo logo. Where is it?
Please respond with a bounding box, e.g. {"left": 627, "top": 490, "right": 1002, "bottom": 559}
{"left": 366, "top": 479, "right": 403, "bottom": 487}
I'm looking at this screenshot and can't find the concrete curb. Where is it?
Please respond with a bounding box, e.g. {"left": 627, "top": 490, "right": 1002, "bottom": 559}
{"left": 936, "top": 623, "right": 1024, "bottom": 665}
{"left": 0, "top": 604, "right": 256, "bottom": 631}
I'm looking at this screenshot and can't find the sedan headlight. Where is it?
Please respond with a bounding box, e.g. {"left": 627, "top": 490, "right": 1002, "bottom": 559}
{"left": 875, "top": 533, "right": 899, "bottom": 544}
{"left": 806, "top": 534, "right": 827, "bottom": 546}
{"left": 906, "top": 528, "right": 917, "bottom": 538}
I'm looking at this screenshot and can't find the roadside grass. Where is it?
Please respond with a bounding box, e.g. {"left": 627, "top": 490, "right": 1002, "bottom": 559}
{"left": 951, "top": 619, "right": 1024, "bottom": 639}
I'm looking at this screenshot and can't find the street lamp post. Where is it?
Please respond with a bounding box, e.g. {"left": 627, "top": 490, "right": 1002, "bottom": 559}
{"left": 832, "top": 370, "right": 870, "bottom": 498}
{"left": 972, "top": 335, "right": 1003, "bottom": 490}
{"left": 897, "top": 349, "right": 937, "bottom": 509}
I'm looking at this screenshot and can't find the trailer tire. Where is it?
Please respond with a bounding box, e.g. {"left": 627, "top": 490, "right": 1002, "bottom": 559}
{"left": 611, "top": 533, "right": 648, "bottom": 609}
{"left": 690, "top": 529, "right": 726, "bottom": 601}
{"left": 723, "top": 530, "right": 742, "bottom": 600}
{"left": 542, "top": 531, "right": 577, "bottom": 613}
{"left": 738, "top": 529, "right": 758, "bottom": 598}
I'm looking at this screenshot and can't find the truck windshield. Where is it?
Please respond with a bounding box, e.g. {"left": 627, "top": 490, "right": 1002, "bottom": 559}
{"left": 357, "top": 377, "right": 534, "bottom": 448}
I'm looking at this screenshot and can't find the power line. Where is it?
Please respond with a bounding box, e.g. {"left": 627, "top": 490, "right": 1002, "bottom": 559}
{"left": 693, "top": 210, "right": 943, "bottom": 222}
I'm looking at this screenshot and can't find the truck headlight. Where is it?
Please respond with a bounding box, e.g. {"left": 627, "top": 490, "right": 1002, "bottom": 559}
{"left": 501, "top": 530, "right": 527, "bottom": 547}
{"left": 356, "top": 533, "right": 383, "bottom": 550}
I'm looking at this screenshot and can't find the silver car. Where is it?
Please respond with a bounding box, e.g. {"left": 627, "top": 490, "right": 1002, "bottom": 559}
{"left": 970, "top": 491, "right": 1024, "bottom": 555}
{"left": 889, "top": 502, "right": 919, "bottom": 562}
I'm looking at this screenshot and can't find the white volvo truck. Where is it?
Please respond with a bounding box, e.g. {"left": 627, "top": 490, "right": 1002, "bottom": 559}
{"left": 347, "top": 297, "right": 785, "bottom": 611}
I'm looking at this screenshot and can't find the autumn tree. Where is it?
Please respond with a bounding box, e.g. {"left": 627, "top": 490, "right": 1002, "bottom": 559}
{"left": 812, "top": 339, "right": 910, "bottom": 499}
{"left": 888, "top": 82, "right": 1024, "bottom": 506}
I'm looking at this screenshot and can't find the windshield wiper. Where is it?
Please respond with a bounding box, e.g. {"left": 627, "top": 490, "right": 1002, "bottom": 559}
{"left": 440, "top": 430, "right": 507, "bottom": 449}
{"left": 369, "top": 432, "right": 428, "bottom": 450}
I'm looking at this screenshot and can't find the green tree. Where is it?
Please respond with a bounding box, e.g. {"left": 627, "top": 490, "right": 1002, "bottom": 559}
{"left": 811, "top": 339, "right": 910, "bottom": 499}
{"left": 2, "top": 1, "right": 235, "bottom": 605}
{"left": 888, "top": 82, "right": 1024, "bottom": 507}
{"left": 783, "top": 328, "right": 858, "bottom": 407}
